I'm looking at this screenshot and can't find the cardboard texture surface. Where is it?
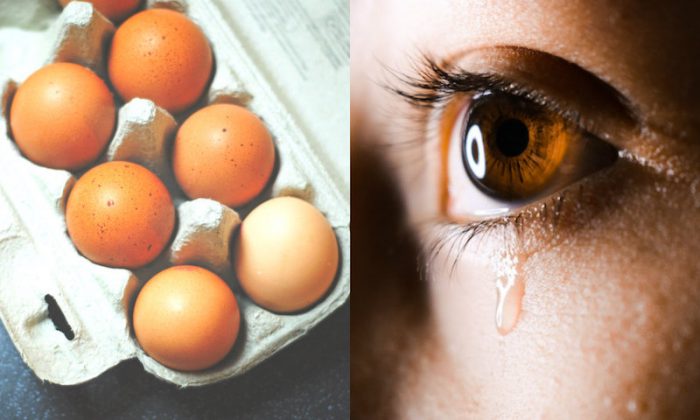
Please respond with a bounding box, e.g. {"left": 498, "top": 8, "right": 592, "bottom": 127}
{"left": 0, "top": 0, "right": 349, "bottom": 386}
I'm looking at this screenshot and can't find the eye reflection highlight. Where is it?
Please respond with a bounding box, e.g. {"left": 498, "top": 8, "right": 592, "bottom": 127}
{"left": 465, "top": 125, "right": 486, "bottom": 179}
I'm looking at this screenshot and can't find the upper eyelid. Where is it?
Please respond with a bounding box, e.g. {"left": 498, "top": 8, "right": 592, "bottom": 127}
{"left": 390, "top": 64, "right": 586, "bottom": 128}
{"left": 387, "top": 49, "right": 641, "bottom": 148}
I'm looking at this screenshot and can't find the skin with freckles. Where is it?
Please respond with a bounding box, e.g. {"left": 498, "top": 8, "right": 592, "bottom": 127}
{"left": 352, "top": 0, "right": 700, "bottom": 418}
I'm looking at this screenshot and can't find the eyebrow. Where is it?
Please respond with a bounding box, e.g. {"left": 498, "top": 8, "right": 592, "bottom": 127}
{"left": 388, "top": 46, "right": 639, "bottom": 147}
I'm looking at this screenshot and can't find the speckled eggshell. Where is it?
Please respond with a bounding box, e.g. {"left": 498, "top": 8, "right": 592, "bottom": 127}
{"left": 58, "top": 0, "right": 142, "bottom": 22}
{"left": 172, "top": 104, "right": 275, "bottom": 207}
{"left": 107, "top": 8, "right": 213, "bottom": 114}
{"left": 66, "top": 161, "right": 175, "bottom": 269}
{"left": 133, "top": 265, "right": 241, "bottom": 371}
{"left": 235, "top": 197, "right": 338, "bottom": 313}
{"left": 9, "top": 62, "right": 115, "bottom": 171}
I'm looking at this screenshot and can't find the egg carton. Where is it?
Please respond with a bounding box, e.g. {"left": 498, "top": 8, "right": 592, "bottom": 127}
{"left": 0, "top": 0, "right": 349, "bottom": 386}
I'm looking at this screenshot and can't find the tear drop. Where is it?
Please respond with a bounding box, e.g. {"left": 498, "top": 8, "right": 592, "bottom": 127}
{"left": 494, "top": 254, "right": 524, "bottom": 335}
{"left": 496, "top": 275, "right": 524, "bottom": 335}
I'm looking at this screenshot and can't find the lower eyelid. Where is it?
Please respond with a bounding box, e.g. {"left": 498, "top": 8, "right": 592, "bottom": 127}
{"left": 425, "top": 193, "right": 566, "bottom": 262}
{"left": 423, "top": 158, "right": 628, "bottom": 266}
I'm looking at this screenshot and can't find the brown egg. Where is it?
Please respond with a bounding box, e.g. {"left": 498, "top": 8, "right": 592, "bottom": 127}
{"left": 108, "top": 8, "right": 212, "bottom": 114}
{"left": 235, "top": 197, "right": 338, "bottom": 313}
{"left": 58, "top": 0, "right": 141, "bottom": 22}
{"left": 133, "top": 265, "right": 240, "bottom": 371}
{"left": 10, "top": 62, "right": 115, "bottom": 171}
{"left": 172, "top": 104, "right": 275, "bottom": 207}
{"left": 66, "top": 161, "right": 175, "bottom": 269}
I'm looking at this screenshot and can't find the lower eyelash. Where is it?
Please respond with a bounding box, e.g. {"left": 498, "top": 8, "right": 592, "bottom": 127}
{"left": 418, "top": 191, "right": 569, "bottom": 279}
{"left": 420, "top": 218, "right": 510, "bottom": 278}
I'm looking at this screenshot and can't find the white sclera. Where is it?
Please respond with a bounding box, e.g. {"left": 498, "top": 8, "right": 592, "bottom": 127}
{"left": 465, "top": 124, "right": 486, "bottom": 179}
{"left": 448, "top": 117, "right": 511, "bottom": 217}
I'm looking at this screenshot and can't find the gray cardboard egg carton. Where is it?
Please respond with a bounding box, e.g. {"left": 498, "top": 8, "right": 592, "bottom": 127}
{"left": 0, "top": 1, "right": 349, "bottom": 386}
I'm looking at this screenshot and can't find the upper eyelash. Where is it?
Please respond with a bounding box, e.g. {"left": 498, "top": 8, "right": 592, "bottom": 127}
{"left": 387, "top": 55, "right": 589, "bottom": 133}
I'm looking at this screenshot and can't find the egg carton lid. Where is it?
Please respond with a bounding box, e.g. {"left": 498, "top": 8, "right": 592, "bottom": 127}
{"left": 0, "top": 0, "right": 349, "bottom": 386}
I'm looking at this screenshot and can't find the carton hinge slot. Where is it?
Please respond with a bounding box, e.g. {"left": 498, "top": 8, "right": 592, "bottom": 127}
{"left": 44, "top": 294, "right": 75, "bottom": 341}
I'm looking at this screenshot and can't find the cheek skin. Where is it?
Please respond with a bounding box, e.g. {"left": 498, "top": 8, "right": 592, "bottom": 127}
{"left": 425, "top": 161, "right": 700, "bottom": 418}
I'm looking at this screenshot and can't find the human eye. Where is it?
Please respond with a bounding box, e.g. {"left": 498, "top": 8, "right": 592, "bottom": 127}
{"left": 444, "top": 90, "right": 617, "bottom": 220}
{"left": 389, "top": 48, "right": 636, "bottom": 230}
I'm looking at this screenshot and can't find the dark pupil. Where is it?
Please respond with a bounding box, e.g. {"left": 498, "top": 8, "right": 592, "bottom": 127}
{"left": 495, "top": 118, "right": 529, "bottom": 157}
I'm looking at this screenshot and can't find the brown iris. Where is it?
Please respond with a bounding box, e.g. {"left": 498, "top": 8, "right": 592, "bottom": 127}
{"left": 461, "top": 92, "right": 569, "bottom": 200}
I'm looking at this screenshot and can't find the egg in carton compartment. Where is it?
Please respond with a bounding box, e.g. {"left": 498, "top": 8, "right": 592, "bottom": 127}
{"left": 0, "top": 0, "right": 349, "bottom": 386}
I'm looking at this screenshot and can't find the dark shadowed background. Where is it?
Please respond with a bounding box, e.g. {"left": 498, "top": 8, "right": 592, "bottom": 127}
{"left": 0, "top": 302, "right": 348, "bottom": 419}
